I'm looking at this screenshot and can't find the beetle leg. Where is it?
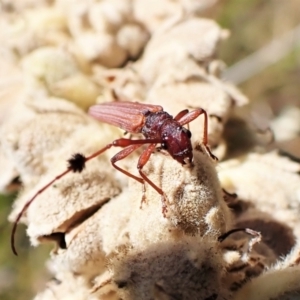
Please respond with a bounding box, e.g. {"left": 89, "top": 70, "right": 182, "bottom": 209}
{"left": 137, "top": 144, "right": 168, "bottom": 217}
{"left": 97, "top": 138, "right": 163, "bottom": 204}
{"left": 85, "top": 138, "right": 161, "bottom": 162}
{"left": 111, "top": 144, "right": 145, "bottom": 184}
{"left": 177, "top": 109, "right": 218, "bottom": 160}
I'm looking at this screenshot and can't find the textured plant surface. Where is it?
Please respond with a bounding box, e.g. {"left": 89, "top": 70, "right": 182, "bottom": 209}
{"left": 0, "top": 1, "right": 300, "bottom": 300}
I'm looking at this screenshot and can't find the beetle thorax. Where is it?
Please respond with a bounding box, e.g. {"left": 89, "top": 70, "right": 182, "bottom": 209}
{"left": 142, "top": 111, "right": 172, "bottom": 139}
{"left": 142, "top": 111, "right": 193, "bottom": 165}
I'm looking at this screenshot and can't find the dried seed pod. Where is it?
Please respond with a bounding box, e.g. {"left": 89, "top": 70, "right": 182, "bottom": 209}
{"left": 219, "top": 151, "right": 300, "bottom": 236}
{"left": 0, "top": 150, "right": 19, "bottom": 193}
{"left": 233, "top": 266, "right": 300, "bottom": 300}
{"left": 232, "top": 240, "right": 300, "bottom": 299}
{"left": 22, "top": 47, "right": 80, "bottom": 88}
{"left": 75, "top": 33, "right": 127, "bottom": 67}
{"left": 10, "top": 160, "right": 121, "bottom": 246}
{"left": 0, "top": 97, "right": 105, "bottom": 184}
{"left": 139, "top": 18, "right": 227, "bottom": 85}
{"left": 50, "top": 74, "right": 102, "bottom": 110}
{"left": 116, "top": 23, "right": 149, "bottom": 58}
{"left": 141, "top": 149, "right": 231, "bottom": 235}
{"left": 34, "top": 271, "right": 99, "bottom": 300}
{"left": 108, "top": 240, "right": 229, "bottom": 300}
{"left": 46, "top": 150, "right": 232, "bottom": 298}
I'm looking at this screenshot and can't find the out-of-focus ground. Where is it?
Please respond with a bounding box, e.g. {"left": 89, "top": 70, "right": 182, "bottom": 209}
{"left": 0, "top": 0, "right": 299, "bottom": 299}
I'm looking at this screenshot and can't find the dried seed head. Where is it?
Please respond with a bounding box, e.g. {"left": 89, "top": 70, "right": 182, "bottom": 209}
{"left": 108, "top": 240, "right": 229, "bottom": 300}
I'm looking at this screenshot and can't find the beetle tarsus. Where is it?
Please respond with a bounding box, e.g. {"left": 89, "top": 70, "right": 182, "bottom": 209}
{"left": 139, "top": 184, "right": 148, "bottom": 209}
{"left": 204, "top": 145, "right": 218, "bottom": 161}
{"left": 161, "top": 194, "right": 168, "bottom": 218}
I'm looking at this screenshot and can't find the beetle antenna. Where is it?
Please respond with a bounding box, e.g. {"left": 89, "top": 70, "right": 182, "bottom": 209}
{"left": 11, "top": 142, "right": 116, "bottom": 255}
{"left": 11, "top": 153, "right": 87, "bottom": 255}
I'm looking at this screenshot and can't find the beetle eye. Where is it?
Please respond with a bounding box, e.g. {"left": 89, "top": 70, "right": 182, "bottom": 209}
{"left": 182, "top": 127, "right": 192, "bottom": 138}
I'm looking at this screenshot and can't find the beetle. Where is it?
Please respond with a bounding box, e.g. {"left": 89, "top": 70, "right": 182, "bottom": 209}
{"left": 11, "top": 101, "right": 216, "bottom": 255}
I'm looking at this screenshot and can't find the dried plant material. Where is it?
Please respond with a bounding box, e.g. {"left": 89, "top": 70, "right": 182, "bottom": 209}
{"left": 46, "top": 148, "right": 230, "bottom": 279}
{"left": 109, "top": 240, "right": 228, "bottom": 300}
{"left": 271, "top": 105, "right": 300, "bottom": 141}
{"left": 0, "top": 150, "right": 19, "bottom": 193}
{"left": 3, "top": 1, "right": 299, "bottom": 299}
{"left": 0, "top": 97, "right": 87, "bottom": 183}
{"left": 234, "top": 210, "right": 296, "bottom": 258}
{"left": 75, "top": 33, "right": 128, "bottom": 67}
{"left": 51, "top": 74, "right": 102, "bottom": 110}
{"left": 87, "top": 0, "right": 132, "bottom": 33}
{"left": 243, "top": 246, "right": 300, "bottom": 299}
{"left": 139, "top": 18, "right": 226, "bottom": 85}
{"left": 0, "top": 51, "right": 23, "bottom": 124}
{"left": 0, "top": 7, "right": 68, "bottom": 56}
{"left": 233, "top": 266, "right": 300, "bottom": 300}
{"left": 0, "top": 97, "right": 121, "bottom": 184}
{"left": 138, "top": 149, "right": 231, "bottom": 235}
{"left": 34, "top": 272, "right": 99, "bottom": 300}
{"left": 221, "top": 229, "right": 275, "bottom": 291}
{"left": 94, "top": 66, "right": 146, "bottom": 103}
{"left": 0, "top": 0, "right": 51, "bottom": 11}
{"left": 16, "top": 160, "right": 120, "bottom": 246}
{"left": 117, "top": 24, "right": 150, "bottom": 59}
{"left": 218, "top": 151, "right": 300, "bottom": 236}
{"left": 57, "top": 0, "right": 149, "bottom": 68}
{"left": 22, "top": 47, "right": 79, "bottom": 91}
{"left": 133, "top": 0, "right": 218, "bottom": 33}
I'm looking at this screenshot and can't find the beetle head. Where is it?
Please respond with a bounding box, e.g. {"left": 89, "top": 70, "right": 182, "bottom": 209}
{"left": 161, "top": 126, "right": 193, "bottom": 165}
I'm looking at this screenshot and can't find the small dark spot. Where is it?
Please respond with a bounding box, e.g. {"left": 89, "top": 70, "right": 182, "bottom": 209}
{"left": 210, "top": 114, "right": 222, "bottom": 123}
{"left": 57, "top": 234, "right": 67, "bottom": 249}
{"left": 1, "top": 2, "right": 14, "bottom": 12}
{"left": 41, "top": 232, "right": 67, "bottom": 249}
{"left": 11, "top": 176, "right": 22, "bottom": 185}
{"left": 67, "top": 153, "right": 86, "bottom": 172}
{"left": 205, "top": 294, "right": 218, "bottom": 300}
{"left": 182, "top": 127, "right": 192, "bottom": 138}
{"left": 51, "top": 277, "right": 62, "bottom": 285}
{"left": 106, "top": 75, "right": 116, "bottom": 82}
{"left": 161, "top": 142, "right": 168, "bottom": 150}
{"left": 278, "top": 150, "right": 300, "bottom": 164}
{"left": 142, "top": 109, "right": 151, "bottom": 116}
{"left": 293, "top": 255, "right": 300, "bottom": 266}
{"left": 115, "top": 280, "right": 127, "bottom": 288}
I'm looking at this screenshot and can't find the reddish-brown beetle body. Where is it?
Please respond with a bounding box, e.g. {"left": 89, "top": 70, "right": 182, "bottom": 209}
{"left": 11, "top": 101, "right": 214, "bottom": 255}
{"left": 89, "top": 102, "right": 194, "bottom": 165}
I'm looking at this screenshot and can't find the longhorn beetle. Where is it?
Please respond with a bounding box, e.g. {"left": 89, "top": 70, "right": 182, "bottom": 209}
{"left": 11, "top": 101, "right": 216, "bottom": 255}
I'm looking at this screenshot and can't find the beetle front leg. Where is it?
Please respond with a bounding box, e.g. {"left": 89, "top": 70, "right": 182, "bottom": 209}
{"left": 137, "top": 144, "right": 168, "bottom": 217}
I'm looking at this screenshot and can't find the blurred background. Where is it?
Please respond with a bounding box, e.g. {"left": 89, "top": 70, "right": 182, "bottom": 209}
{"left": 0, "top": 0, "right": 299, "bottom": 299}
{"left": 219, "top": 0, "right": 300, "bottom": 109}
